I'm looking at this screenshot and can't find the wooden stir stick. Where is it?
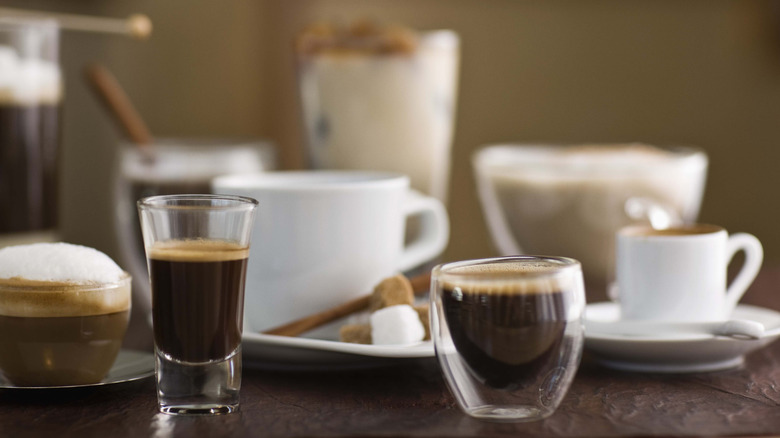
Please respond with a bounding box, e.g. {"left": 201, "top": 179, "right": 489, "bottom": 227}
{"left": 263, "top": 271, "right": 432, "bottom": 337}
{"left": 85, "top": 63, "right": 154, "bottom": 157}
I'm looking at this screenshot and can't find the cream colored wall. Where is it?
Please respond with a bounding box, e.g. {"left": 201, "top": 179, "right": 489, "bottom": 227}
{"left": 6, "top": 1, "right": 780, "bottom": 269}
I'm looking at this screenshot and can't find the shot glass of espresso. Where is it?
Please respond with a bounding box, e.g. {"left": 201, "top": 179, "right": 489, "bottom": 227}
{"left": 430, "top": 256, "right": 585, "bottom": 422}
{"left": 138, "top": 195, "right": 257, "bottom": 415}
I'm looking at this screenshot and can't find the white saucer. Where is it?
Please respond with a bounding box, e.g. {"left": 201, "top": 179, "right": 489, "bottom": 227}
{"left": 584, "top": 303, "right": 780, "bottom": 373}
{"left": 242, "top": 332, "right": 434, "bottom": 370}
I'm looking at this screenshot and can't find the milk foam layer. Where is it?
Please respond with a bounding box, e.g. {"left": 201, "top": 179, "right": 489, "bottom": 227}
{"left": 148, "top": 239, "right": 249, "bottom": 262}
{"left": 0, "top": 45, "right": 62, "bottom": 105}
{"left": 0, "top": 276, "right": 131, "bottom": 317}
{"left": 440, "top": 259, "right": 580, "bottom": 295}
{"left": 0, "top": 243, "right": 125, "bottom": 284}
{"left": 0, "top": 243, "right": 130, "bottom": 317}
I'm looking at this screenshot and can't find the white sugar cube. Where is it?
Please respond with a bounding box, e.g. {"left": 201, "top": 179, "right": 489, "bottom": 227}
{"left": 370, "top": 304, "right": 425, "bottom": 345}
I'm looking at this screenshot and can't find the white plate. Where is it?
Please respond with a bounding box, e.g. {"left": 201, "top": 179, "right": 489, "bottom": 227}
{"left": 584, "top": 303, "right": 780, "bottom": 373}
{"left": 242, "top": 332, "right": 434, "bottom": 370}
{"left": 0, "top": 349, "right": 154, "bottom": 389}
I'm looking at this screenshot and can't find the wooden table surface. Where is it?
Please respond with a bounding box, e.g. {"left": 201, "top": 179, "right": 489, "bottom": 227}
{"left": 3, "top": 268, "right": 780, "bottom": 437}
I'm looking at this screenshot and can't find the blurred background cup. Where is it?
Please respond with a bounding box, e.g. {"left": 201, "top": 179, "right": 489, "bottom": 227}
{"left": 114, "top": 138, "right": 275, "bottom": 316}
{"left": 473, "top": 143, "right": 708, "bottom": 302}
{"left": 430, "top": 256, "right": 585, "bottom": 422}
{"left": 212, "top": 170, "right": 449, "bottom": 334}
{"left": 0, "top": 17, "right": 62, "bottom": 248}
{"left": 296, "top": 25, "right": 459, "bottom": 202}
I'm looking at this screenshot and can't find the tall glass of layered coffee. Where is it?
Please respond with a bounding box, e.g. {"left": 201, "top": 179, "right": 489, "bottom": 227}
{"left": 0, "top": 18, "right": 62, "bottom": 248}
{"left": 138, "top": 195, "right": 257, "bottom": 415}
{"left": 0, "top": 243, "right": 131, "bottom": 387}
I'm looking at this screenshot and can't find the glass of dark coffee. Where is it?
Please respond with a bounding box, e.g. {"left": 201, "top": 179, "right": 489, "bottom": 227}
{"left": 430, "top": 256, "right": 585, "bottom": 422}
{"left": 138, "top": 194, "right": 257, "bottom": 415}
{"left": 0, "top": 18, "right": 62, "bottom": 248}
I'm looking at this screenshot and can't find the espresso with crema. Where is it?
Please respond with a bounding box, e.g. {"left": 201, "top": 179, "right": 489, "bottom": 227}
{"left": 149, "top": 240, "right": 248, "bottom": 363}
{"left": 0, "top": 276, "right": 131, "bottom": 386}
{"left": 440, "top": 262, "right": 572, "bottom": 389}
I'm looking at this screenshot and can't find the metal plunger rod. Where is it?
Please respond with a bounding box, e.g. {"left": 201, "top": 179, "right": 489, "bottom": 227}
{"left": 0, "top": 8, "right": 152, "bottom": 40}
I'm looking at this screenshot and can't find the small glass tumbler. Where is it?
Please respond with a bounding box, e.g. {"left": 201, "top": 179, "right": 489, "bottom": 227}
{"left": 430, "top": 256, "right": 585, "bottom": 422}
{"left": 138, "top": 195, "right": 258, "bottom": 415}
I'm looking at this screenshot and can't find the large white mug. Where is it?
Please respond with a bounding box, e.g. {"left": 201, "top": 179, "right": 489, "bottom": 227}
{"left": 616, "top": 224, "right": 763, "bottom": 322}
{"left": 212, "top": 170, "right": 449, "bottom": 333}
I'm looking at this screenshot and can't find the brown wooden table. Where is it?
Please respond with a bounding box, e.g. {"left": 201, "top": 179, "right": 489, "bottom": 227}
{"left": 3, "top": 268, "right": 780, "bottom": 437}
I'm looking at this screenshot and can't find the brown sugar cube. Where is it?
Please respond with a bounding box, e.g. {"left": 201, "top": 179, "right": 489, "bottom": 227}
{"left": 414, "top": 304, "right": 430, "bottom": 341}
{"left": 369, "top": 274, "right": 414, "bottom": 311}
{"left": 339, "top": 324, "right": 372, "bottom": 344}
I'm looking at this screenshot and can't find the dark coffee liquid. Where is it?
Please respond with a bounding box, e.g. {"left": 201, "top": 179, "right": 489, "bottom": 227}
{"left": 0, "top": 104, "right": 60, "bottom": 234}
{"left": 442, "top": 287, "right": 567, "bottom": 389}
{"left": 150, "top": 241, "right": 248, "bottom": 363}
{"left": 0, "top": 310, "right": 130, "bottom": 386}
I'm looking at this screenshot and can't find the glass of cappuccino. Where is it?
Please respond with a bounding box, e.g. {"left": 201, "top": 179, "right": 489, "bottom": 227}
{"left": 138, "top": 194, "right": 257, "bottom": 415}
{"left": 0, "top": 243, "right": 131, "bottom": 387}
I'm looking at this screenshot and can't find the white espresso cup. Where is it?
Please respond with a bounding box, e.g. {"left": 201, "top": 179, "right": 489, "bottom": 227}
{"left": 616, "top": 224, "right": 763, "bottom": 322}
{"left": 212, "top": 170, "right": 449, "bottom": 332}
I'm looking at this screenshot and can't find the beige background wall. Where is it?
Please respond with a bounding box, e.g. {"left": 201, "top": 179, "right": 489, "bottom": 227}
{"left": 5, "top": 1, "right": 780, "bottom": 268}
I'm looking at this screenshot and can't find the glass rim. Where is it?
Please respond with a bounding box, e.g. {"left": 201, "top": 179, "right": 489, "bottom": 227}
{"left": 473, "top": 143, "right": 708, "bottom": 175}
{"left": 137, "top": 194, "right": 258, "bottom": 210}
{"left": 120, "top": 137, "right": 274, "bottom": 150}
{"left": 433, "top": 256, "right": 581, "bottom": 282}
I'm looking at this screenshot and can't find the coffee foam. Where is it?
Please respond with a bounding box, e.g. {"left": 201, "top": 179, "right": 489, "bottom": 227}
{"left": 0, "top": 276, "right": 131, "bottom": 317}
{"left": 0, "top": 243, "right": 130, "bottom": 317}
{"left": 148, "top": 239, "right": 249, "bottom": 262}
{"left": 0, "top": 45, "right": 62, "bottom": 105}
{"left": 440, "top": 260, "right": 579, "bottom": 295}
{"left": 621, "top": 224, "right": 723, "bottom": 237}
{"left": 0, "top": 243, "right": 125, "bottom": 284}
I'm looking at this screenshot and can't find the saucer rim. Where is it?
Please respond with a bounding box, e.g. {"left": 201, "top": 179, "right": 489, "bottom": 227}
{"left": 584, "top": 302, "right": 780, "bottom": 342}
{"left": 242, "top": 331, "right": 434, "bottom": 359}
{"left": 0, "top": 349, "right": 154, "bottom": 390}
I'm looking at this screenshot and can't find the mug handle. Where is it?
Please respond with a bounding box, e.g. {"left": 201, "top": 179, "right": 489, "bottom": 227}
{"left": 724, "top": 233, "right": 763, "bottom": 311}
{"left": 396, "top": 190, "right": 450, "bottom": 272}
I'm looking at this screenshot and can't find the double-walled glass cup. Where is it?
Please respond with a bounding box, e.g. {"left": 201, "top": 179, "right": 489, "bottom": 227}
{"left": 431, "top": 256, "right": 585, "bottom": 422}
{"left": 138, "top": 195, "right": 257, "bottom": 415}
